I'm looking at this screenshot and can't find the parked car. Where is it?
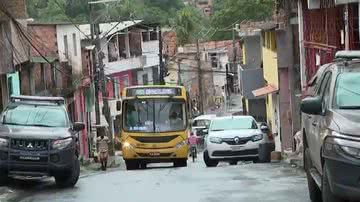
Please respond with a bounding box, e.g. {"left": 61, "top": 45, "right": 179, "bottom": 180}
{"left": 191, "top": 114, "right": 216, "bottom": 137}
{"left": 301, "top": 51, "right": 360, "bottom": 202}
{"left": 0, "top": 96, "right": 85, "bottom": 187}
{"left": 203, "top": 116, "right": 274, "bottom": 167}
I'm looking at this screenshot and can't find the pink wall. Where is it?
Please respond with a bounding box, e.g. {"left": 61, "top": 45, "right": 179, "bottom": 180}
{"left": 74, "top": 89, "right": 89, "bottom": 158}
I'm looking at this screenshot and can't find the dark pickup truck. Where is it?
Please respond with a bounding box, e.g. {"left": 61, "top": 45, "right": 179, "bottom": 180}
{"left": 0, "top": 96, "right": 84, "bottom": 187}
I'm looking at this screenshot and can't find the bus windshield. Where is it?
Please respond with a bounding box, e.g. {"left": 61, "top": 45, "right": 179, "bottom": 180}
{"left": 124, "top": 99, "right": 187, "bottom": 133}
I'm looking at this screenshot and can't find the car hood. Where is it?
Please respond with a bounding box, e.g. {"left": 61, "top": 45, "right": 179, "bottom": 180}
{"left": 209, "top": 129, "right": 261, "bottom": 138}
{"left": 332, "top": 109, "right": 360, "bottom": 135}
{"left": 0, "top": 124, "right": 71, "bottom": 139}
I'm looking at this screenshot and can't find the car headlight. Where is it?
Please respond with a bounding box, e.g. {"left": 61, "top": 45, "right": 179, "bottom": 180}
{"left": 0, "top": 138, "right": 8, "bottom": 148}
{"left": 324, "top": 131, "right": 360, "bottom": 158}
{"left": 252, "top": 134, "right": 263, "bottom": 142}
{"left": 176, "top": 140, "right": 187, "bottom": 148}
{"left": 52, "top": 137, "right": 73, "bottom": 150}
{"left": 209, "top": 137, "right": 222, "bottom": 144}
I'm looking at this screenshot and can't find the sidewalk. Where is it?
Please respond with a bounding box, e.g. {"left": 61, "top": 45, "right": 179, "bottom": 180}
{"left": 80, "top": 152, "right": 123, "bottom": 176}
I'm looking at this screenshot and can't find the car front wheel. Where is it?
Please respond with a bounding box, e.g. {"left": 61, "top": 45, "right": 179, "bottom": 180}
{"left": 322, "top": 162, "right": 345, "bottom": 202}
{"left": 55, "top": 158, "right": 80, "bottom": 188}
{"left": 304, "top": 149, "right": 321, "bottom": 202}
{"left": 0, "top": 171, "right": 8, "bottom": 186}
{"left": 203, "top": 151, "right": 218, "bottom": 167}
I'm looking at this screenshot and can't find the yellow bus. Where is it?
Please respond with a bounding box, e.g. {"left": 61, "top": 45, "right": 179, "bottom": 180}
{"left": 120, "top": 85, "right": 190, "bottom": 170}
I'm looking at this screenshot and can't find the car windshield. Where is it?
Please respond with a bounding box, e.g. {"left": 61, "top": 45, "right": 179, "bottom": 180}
{"left": 2, "top": 104, "right": 68, "bottom": 127}
{"left": 335, "top": 72, "right": 360, "bottom": 109}
{"left": 193, "top": 119, "right": 210, "bottom": 127}
{"left": 210, "top": 117, "right": 258, "bottom": 131}
{"left": 124, "top": 99, "right": 187, "bottom": 133}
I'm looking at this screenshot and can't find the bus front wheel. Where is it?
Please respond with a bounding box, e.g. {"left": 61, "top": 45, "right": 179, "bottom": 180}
{"left": 125, "top": 160, "right": 139, "bottom": 170}
{"left": 174, "top": 159, "right": 187, "bottom": 167}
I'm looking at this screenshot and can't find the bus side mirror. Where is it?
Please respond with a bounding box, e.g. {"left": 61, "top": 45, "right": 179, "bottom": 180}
{"left": 116, "top": 101, "right": 121, "bottom": 111}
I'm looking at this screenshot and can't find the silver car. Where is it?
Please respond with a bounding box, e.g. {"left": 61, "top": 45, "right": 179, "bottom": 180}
{"left": 203, "top": 116, "right": 275, "bottom": 167}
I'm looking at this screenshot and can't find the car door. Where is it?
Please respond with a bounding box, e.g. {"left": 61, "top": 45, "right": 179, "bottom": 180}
{"left": 309, "top": 71, "right": 332, "bottom": 172}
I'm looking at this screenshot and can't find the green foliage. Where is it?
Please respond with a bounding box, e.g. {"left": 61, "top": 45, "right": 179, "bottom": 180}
{"left": 172, "top": 6, "right": 204, "bottom": 46}
{"left": 27, "top": 0, "right": 184, "bottom": 25}
{"left": 210, "top": 0, "right": 274, "bottom": 40}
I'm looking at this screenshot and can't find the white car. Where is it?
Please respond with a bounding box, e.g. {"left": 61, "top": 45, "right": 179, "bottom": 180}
{"left": 191, "top": 114, "right": 216, "bottom": 137}
{"left": 203, "top": 116, "right": 275, "bottom": 167}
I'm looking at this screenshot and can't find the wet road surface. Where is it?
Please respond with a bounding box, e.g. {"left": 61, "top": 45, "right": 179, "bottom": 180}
{"left": 3, "top": 158, "right": 309, "bottom": 202}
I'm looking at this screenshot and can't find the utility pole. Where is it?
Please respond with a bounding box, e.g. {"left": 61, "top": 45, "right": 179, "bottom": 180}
{"left": 196, "top": 39, "right": 204, "bottom": 114}
{"left": 89, "top": 3, "right": 101, "bottom": 125}
{"left": 89, "top": 0, "right": 117, "bottom": 156}
{"left": 177, "top": 59, "right": 182, "bottom": 85}
{"left": 159, "top": 27, "right": 165, "bottom": 85}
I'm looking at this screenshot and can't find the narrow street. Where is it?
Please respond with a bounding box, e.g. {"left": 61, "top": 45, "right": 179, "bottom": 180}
{"left": 4, "top": 158, "right": 309, "bottom": 202}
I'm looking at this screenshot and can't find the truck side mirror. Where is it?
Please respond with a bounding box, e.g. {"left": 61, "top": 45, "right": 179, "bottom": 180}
{"left": 116, "top": 101, "right": 122, "bottom": 111}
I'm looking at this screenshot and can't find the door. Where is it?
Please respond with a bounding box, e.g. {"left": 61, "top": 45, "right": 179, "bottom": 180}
{"left": 308, "top": 71, "right": 332, "bottom": 172}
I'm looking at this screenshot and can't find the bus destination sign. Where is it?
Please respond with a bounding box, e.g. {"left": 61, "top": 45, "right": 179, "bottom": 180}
{"left": 127, "top": 88, "right": 181, "bottom": 96}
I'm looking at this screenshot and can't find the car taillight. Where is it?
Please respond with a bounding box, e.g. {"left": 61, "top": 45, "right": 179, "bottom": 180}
{"left": 267, "top": 133, "right": 274, "bottom": 141}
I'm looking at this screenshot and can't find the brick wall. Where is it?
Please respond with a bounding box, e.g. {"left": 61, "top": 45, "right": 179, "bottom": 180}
{"left": 28, "top": 24, "right": 58, "bottom": 57}
{"left": 163, "top": 31, "right": 177, "bottom": 57}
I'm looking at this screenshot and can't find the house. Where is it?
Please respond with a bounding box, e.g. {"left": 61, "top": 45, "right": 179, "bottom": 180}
{"left": 0, "top": 0, "right": 29, "bottom": 111}
{"left": 184, "top": 0, "right": 213, "bottom": 16}
{"left": 242, "top": 0, "right": 302, "bottom": 153}
{"left": 23, "top": 22, "right": 90, "bottom": 158}
{"left": 172, "top": 40, "right": 241, "bottom": 112}
{"left": 297, "top": 0, "right": 360, "bottom": 90}
{"left": 237, "top": 22, "right": 267, "bottom": 122}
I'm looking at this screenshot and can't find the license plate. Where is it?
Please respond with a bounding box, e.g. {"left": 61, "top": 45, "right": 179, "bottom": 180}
{"left": 19, "top": 156, "right": 40, "bottom": 161}
{"left": 149, "top": 152, "right": 160, "bottom": 157}
{"left": 230, "top": 146, "right": 244, "bottom": 151}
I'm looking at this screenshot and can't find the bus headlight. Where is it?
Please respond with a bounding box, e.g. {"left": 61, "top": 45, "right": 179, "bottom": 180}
{"left": 123, "top": 142, "right": 133, "bottom": 149}
{"left": 176, "top": 140, "right": 187, "bottom": 148}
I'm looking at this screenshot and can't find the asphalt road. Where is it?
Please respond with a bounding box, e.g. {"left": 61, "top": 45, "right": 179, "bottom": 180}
{"left": 3, "top": 158, "right": 310, "bottom": 202}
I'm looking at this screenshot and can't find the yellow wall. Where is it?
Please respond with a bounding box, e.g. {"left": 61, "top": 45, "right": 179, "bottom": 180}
{"left": 262, "top": 30, "right": 278, "bottom": 129}
{"left": 242, "top": 42, "right": 246, "bottom": 65}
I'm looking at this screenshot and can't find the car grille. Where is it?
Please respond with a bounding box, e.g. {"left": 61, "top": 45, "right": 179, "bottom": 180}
{"left": 212, "top": 149, "right": 259, "bottom": 157}
{"left": 132, "top": 135, "right": 179, "bottom": 143}
{"left": 222, "top": 137, "right": 252, "bottom": 145}
{"left": 10, "top": 139, "right": 49, "bottom": 151}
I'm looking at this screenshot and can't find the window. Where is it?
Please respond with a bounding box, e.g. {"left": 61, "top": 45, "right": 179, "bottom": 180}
{"left": 123, "top": 75, "right": 129, "bottom": 87}
{"left": 316, "top": 72, "right": 332, "bottom": 97}
{"left": 7, "top": 77, "right": 13, "bottom": 96}
{"left": 210, "top": 117, "right": 258, "bottom": 131}
{"left": 335, "top": 72, "right": 360, "bottom": 109}
{"left": 124, "top": 99, "right": 186, "bottom": 132}
{"left": 2, "top": 104, "right": 68, "bottom": 127}
{"left": 142, "top": 74, "right": 148, "bottom": 85}
{"left": 210, "top": 53, "right": 218, "bottom": 68}
{"left": 142, "top": 31, "right": 150, "bottom": 42}
{"left": 64, "top": 35, "right": 69, "bottom": 59}
{"left": 72, "top": 33, "right": 77, "bottom": 56}
{"left": 150, "top": 31, "right": 158, "bottom": 41}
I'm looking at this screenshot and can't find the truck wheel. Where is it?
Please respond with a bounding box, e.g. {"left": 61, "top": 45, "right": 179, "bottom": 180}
{"left": 174, "top": 159, "right": 187, "bottom": 167}
{"left": 322, "top": 162, "right": 344, "bottom": 202}
{"left": 0, "top": 172, "right": 8, "bottom": 186}
{"left": 203, "top": 151, "right": 218, "bottom": 167}
{"left": 304, "top": 149, "right": 322, "bottom": 202}
{"left": 229, "top": 161, "right": 237, "bottom": 165}
{"left": 55, "top": 158, "right": 80, "bottom": 188}
{"left": 125, "top": 160, "right": 139, "bottom": 170}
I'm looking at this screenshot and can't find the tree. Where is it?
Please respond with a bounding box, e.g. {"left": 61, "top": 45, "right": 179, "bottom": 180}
{"left": 210, "top": 0, "right": 274, "bottom": 40}
{"left": 172, "top": 6, "right": 204, "bottom": 46}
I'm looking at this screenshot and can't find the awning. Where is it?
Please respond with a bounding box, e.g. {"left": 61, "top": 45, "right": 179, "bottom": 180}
{"left": 31, "top": 56, "right": 58, "bottom": 64}
{"left": 252, "top": 84, "right": 278, "bottom": 97}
